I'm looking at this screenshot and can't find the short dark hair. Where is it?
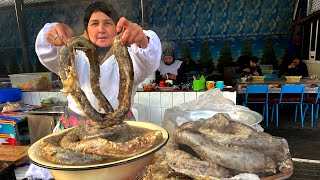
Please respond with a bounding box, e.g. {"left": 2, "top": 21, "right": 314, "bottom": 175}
{"left": 250, "top": 56, "right": 259, "bottom": 63}
{"left": 83, "top": 1, "right": 119, "bottom": 30}
{"left": 293, "top": 56, "right": 301, "bottom": 60}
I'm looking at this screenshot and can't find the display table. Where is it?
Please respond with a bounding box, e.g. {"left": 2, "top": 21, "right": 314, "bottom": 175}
{"left": 236, "top": 78, "right": 320, "bottom": 94}
{"left": 0, "top": 145, "right": 29, "bottom": 166}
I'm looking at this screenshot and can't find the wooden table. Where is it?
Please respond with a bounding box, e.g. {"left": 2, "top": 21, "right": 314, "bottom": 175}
{"left": 0, "top": 145, "right": 29, "bottom": 166}
{"left": 0, "top": 145, "right": 29, "bottom": 180}
{"left": 236, "top": 78, "right": 320, "bottom": 94}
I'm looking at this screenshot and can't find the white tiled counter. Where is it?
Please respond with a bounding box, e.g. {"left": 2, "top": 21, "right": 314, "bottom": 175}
{"left": 132, "top": 91, "right": 236, "bottom": 125}
{"left": 22, "top": 90, "right": 236, "bottom": 126}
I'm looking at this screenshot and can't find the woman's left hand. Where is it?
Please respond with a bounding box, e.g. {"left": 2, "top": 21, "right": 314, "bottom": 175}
{"left": 116, "top": 17, "right": 149, "bottom": 48}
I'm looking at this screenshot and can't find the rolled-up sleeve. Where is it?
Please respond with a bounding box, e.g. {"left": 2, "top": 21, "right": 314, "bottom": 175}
{"left": 130, "top": 30, "right": 162, "bottom": 84}
{"left": 35, "top": 23, "right": 60, "bottom": 74}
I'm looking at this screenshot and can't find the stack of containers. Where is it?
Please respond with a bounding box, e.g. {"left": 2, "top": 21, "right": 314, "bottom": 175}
{"left": 0, "top": 88, "right": 22, "bottom": 145}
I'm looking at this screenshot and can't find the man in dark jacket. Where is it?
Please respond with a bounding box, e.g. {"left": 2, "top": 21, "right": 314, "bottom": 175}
{"left": 240, "top": 56, "right": 263, "bottom": 77}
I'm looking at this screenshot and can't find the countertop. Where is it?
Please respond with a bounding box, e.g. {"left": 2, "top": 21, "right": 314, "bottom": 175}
{"left": 26, "top": 102, "right": 66, "bottom": 114}
{"left": 137, "top": 87, "right": 236, "bottom": 92}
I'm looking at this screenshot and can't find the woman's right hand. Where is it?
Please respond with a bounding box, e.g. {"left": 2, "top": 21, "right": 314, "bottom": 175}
{"left": 288, "top": 63, "right": 295, "bottom": 69}
{"left": 45, "top": 23, "right": 74, "bottom": 46}
{"left": 243, "top": 68, "right": 250, "bottom": 73}
{"left": 162, "top": 74, "right": 176, "bottom": 80}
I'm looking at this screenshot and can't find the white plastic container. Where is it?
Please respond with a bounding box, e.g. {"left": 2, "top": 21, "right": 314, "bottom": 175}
{"left": 9, "top": 72, "right": 52, "bottom": 91}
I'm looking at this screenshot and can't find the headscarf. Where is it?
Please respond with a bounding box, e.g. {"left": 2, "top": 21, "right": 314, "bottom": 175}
{"left": 162, "top": 48, "right": 175, "bottom": 59}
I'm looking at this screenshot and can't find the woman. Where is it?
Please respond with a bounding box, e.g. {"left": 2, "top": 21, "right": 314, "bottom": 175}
{"left": 36, "top": 2, "right": 161, "bottom": 128}
{"left": 156, "top": 48, "right": 183, "bottom": 85}
{"left": 284, "top": 56, "right": 308, "bottom": 77}
{"left": 26, "top": 2, "right": 161, "bottom": 179}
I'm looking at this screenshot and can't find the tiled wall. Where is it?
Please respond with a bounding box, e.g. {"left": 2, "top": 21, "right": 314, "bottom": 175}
{"left": 133, "top": 91, "right": 236, "bottom": 125}
{"left": 22, "top": 91, "right": 67, "bottom": 106}
{"left": 22, "top": 91, "right": 236, "bottom": 126}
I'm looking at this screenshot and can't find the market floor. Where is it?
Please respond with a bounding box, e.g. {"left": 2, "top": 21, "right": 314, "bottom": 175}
{"left": 259, "top": 107, "right": 320, "bottom": 161}
{"left": 247, "top": 105, "right": 320, "bottom": 179}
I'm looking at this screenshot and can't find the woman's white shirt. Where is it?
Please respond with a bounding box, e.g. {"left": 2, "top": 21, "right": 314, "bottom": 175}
{"left": 158, "top": 59, "right": 182, "bottom": 75}
{"left": 35, "top": 23, "right": 162, "bottom": 115}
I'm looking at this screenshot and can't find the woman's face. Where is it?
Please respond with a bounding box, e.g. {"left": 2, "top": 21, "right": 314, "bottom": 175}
{"left": 163, "top": 55, "right": 174, "bottom": 64}
{"left": 87, "top": 11, "right": 118, "bottom": 47}
{"left": 292, "top": 58, "right": 300, "bottom": 65}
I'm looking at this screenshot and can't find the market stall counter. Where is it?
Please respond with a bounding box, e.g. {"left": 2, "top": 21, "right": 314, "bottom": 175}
{"left": 21, "top": 88, "right": 237, "bottom": 126}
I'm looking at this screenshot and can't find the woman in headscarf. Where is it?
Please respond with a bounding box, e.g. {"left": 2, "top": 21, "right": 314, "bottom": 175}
{"left": 25, "top": 1, "right": 162, "bottom": 179}
{"left": 156, "top": 48, "right": 183, "bottom": 85}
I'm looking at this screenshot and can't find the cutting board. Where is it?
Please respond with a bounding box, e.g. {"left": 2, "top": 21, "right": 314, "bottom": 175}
{"left": 0, "top": 145, "right": 29, "bottom": 165}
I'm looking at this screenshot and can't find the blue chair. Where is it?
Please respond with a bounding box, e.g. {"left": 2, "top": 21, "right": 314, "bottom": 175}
{"left": 243, "top": 85, "right": 269, "bottom": 127}
{"left": 264, "top": 74, "right": 278, "bottom": 79}
{"left": 271, "top": 84, "right": 305, "bottom": 127}
{"left": 303, "top": 84, "right": 320, "bottom": 127}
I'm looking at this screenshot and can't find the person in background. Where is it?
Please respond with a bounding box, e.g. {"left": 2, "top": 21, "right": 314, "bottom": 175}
{"left": 236, "top": 55, "right": 251, "bottom": 78}
{"left": 178, "top": 55, "right": 199, "bottom": 83}
{"left": 25, "top": 1, "right": 162, "bottom": 179}
{"left": 242, "top": 56, "right": 263, "bottom": 77}
{"left": 156, "top": 48, "right": 183, "bottom": 85}
{"left": 281, "top": 56, "right": 308, "bottom": 77}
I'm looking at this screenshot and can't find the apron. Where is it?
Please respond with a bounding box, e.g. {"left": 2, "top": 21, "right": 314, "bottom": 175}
{"left": 59, "top": 107, "right": 135, "bottom": 130}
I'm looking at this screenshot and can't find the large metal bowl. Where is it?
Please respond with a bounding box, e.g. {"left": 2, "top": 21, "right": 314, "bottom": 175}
{"left": 28, "top": 121, "right": 169, "bottom": 180}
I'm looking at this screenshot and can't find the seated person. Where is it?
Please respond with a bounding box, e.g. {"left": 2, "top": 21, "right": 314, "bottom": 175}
{"left": 156, "top": 48, "right": 183, "bottom": 85}
{"left": 236, "top": 55, "right": 251, "bottom": 78}
{"left": 241, "top": 56, "right": 263, "bottom": 77}
{"left": 280, "top": 56, "right": 308, "bottom": 77}
{"left": 178, "top": 55, "right": 199, "bottom": 83}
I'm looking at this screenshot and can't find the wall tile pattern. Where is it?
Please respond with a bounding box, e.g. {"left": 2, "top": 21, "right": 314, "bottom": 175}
{"left": 22, "top": 90, "right": 236, "bottom": 125}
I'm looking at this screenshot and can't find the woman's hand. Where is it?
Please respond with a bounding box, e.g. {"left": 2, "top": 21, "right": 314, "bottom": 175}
{"left": 162, "top": 74, "right": 176, "bottom": 80}
{"left": 243, "top": 68, "right": 250, "bottom": 73}
{"left": 288, "top": 63, "right": 295, "bottom": 69}
{"left": 116, "top": 17, "right": 149, "bottom": 48}
{"left": 169, "top": 74, "right": 177, "bottom": 80}
{"left": 45, "top": 23, "right": 74, "bottom": 46}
